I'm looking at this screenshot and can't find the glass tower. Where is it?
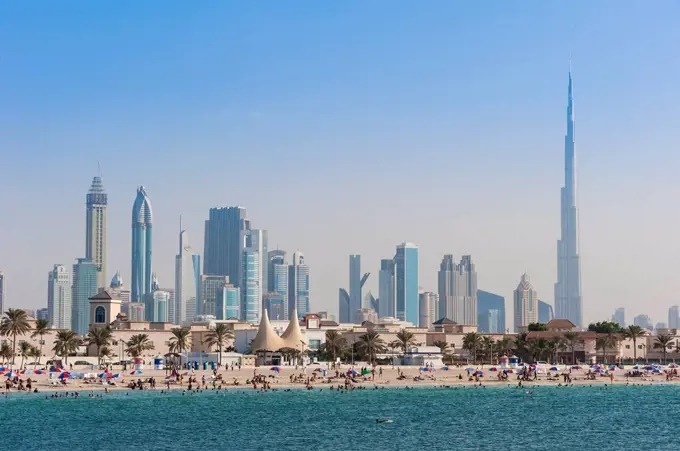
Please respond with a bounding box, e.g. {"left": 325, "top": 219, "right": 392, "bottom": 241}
{"left": 395, "top": 243, "right": 419, "bottom": 324}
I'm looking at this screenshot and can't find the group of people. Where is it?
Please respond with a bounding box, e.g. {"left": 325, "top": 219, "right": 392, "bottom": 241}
{"left": 4, "top": 376, "right": 35, "bottom": 392}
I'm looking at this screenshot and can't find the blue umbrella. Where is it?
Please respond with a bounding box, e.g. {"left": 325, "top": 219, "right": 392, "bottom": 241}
{"left": 466, "top": 367, "right": 474, "bottom": 371}
{"left": 549, "top": 366, "right": 559, "bottom": 371}
{"left": 441, "top": 366, "right": 449, "bottom": 371}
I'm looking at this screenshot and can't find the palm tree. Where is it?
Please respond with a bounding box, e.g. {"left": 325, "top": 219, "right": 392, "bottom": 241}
{"left": 622, "top": 325, "right": 646, "bottom": 362}
{"left": 52, "top": 330, "right": 82, "bottom": 364}
{"left": 358, "top": 331, "right": 386, "bottom": 365}
{"left": 99, "top": 346, "right": 113, "bottom": 363}
{"left": 0, "top": 308, "right": 31, "bottom": 365}
{"left": 203, "top": 324, "right": 234, "bottom": 365}
{"left": 655, "top": 334, "right": 673, "bottom": 364}
{"left": 28, "top": 346, "right": 41, "bottom": 368}
{"left": 462, "top": 332, "right": 481, "bottom": 363}
{"left": 167, "top": 327, "right": 191, "bottom": 354}
{"left": 322, "top": 330, "right": 347, "bottom": 363}
{"left": 87, "top": 326, "right": 113, "bottom": 366}
{"left": 433, "top": 340, "right": 449, "bottom": 354}
{"left": 126, "top": 334, "right": 155, "bottom": 359}
{"left": 495, "top": 337, "right": 514, "bottom": 357}
{"left": 595, "top": 337, "right": 609, "bottom": 364}
{"left": 480, "top": 336, "right": 495, "bottom": 363}
{"left": 562, "top": 332, "right": 582, "bottom": 364}
{"left": 606, "top": 332, "right": 621, "bottom": 364}
{"left": 528, "top": 338, "right": 549, "bottom": 362}
{"left": 0, "top": 343, "right": 13, "bottom": 364}
{"left": 395, "top": 329, "right": 416, "bottom": 354}
{"left": 18, "top": 341, "right": 31, "bottom": 369}
{"left": 31, "top": 318, "right": 50, "bottom": 364}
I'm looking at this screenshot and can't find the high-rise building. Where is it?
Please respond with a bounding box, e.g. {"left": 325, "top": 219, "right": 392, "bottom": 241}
{"left": 438, "top": 255, "right": 477, "bottom": 325}
{"left": 48, "top": 265, "right": 72, "bottom": 329}
{"left": 478, "top": 309, "right": 501, "bottom": 334}
{"left": 364, "top": 291, "right": 378, "bottom": 312}
{"left": 477, "top": 290, "right": 506, "bottom": 333}
{"left": 514, "top": 273, "right": 538, "bottom": 332}
{"left": 174, "top": 229, "right": 197, "bottom": 325}
{"left": 418, "top": 291, "right": 439, "bottom": 329}
{"left": 37, "top": 308, "right": 49, "bottom": 321}
{"left": 378, "top": 259, "right": 396, "bottom": 318}
{"left": 538, "top": 300, "right": 555, "bottom": 324}
{"left": 109, "top": 271, "right": 131, "bottom": 315}
{"left": 71, "top": 258, "right": 98, "bottom": 334}
{"left": 131, "top": 186, "right": 153, "bottom": 305}
{"left": 349, "top": 255, "right": 362, "bottom": 316}
{"left": 395, "top": 242, "right": 419, "bottom": 324}
{"left": 267, "top": 250, "right": 286, "bottom": 293}
{"left": 216, "top": 284, "right": 240, "bottom": 320}
{"left": 633, "top": 314, "right": 653, "bottom": 331}
{"left": 338, "top": 288, "right": 350, "bottom": 323}
{"left": 271, "top": 258, "right": 289, "bottom": 319}
{"left": 669, "top": 306, "right": 680, "bottom": 329}
{"left": 152, "top": 290, "right": 170, "bottom": 322}
{"left": 612, "top": 307, "right": 625, "bottom": 327}
{"left": 85, "top": 176, "right": 108, "bottom": 289}
{"left": 203, "top": 207, "right": 248, "bottom": 287}
{"left": 192, "top": 254, "right": 201, "bottom": 314}
{"left": 555, "top": 69, "right": 583, "bottom": 328}
{"left": 263, "top": 292, "right": 286, "bottom": 320}
{"left": 200, "top": 275, "right": 229, "bottom": 317}
{"left": 354, "top": 308, "right": 378, "bottom": 324}
{"left": 0, "top": 271, "right": 5, "bottom": 315}
{"left": 243, "top": 229, "right": 266, "bottom": 321}
{"left": 242, "top": 249, "right": 260, "bottom": 323}
{"left": 655, "top": 322, "right": 667, "bottom": 331}
{"left": 288, "top": 251, "right": 310, "bottom": 318}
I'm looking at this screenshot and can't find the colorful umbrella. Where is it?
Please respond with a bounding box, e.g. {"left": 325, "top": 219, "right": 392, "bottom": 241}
{"left": 441, "top": 366, "right": 449, "bottom": 371}
{"left": 58, "top": 372, "right": 70, "bottom": 379}
{"left": 549, "top": 367, "right": 559, "bottom": 371}
{"left": 5, "top": 371, "right": 18, "bottom": 378}
{"left": 489, "top": 367, "right": 498, "bottom": 371}
{"left": 270, "top": 367, "right": 280, "bottom": 372}
{"left": 130, "top": 370, "right": 143, "bottom": 375}
{"left": 505, "top": 369, "right": 514, "bottom": 374}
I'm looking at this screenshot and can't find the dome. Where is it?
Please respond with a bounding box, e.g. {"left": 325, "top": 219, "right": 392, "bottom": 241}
{"left": 110, "top": 271, "right": 123, "bottom": 288}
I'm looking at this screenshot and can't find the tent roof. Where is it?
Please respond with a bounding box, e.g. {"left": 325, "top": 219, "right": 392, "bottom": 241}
{"left": 281, "top": 308, "right": 306, "bottom": 349}
{"left": 250, "top": 310, "right": 285, "bottom": 352}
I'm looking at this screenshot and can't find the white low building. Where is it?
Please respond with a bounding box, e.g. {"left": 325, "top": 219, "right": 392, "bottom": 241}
{"left": 402, "top": 346, "right": 444, "bottom": 367}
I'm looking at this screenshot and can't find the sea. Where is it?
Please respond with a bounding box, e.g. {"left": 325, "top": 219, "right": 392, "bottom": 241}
{"left": 1, "top": 384, "right": 677, "bottom": 450}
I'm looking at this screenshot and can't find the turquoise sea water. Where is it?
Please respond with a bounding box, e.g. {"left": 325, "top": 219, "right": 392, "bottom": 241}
{"left": 1, "top": 385, "right": 678, "bottom": 450}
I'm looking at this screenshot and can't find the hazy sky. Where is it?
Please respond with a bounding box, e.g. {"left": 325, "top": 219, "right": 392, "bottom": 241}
{"left": 1, "top": 1, "right": 680, "bottom": 328}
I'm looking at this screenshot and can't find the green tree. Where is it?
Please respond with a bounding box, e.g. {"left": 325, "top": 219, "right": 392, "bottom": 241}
{"left": 595, "top": 337, "right": 609, "bottom": 363}
{"left": 494, "top": 337, "right": 514, "bottom": 357}
{"left": 52, "top": 330, "right": 82, "bottom": 364}
{"left": 86, "top": 326, "right": 113, "bottom": 366}
{"left": 203, "top": 324, "right": 234, "bottom": 365}
{"left": 0, "top": 343, "right": 13, "bottom": 364}
{"left": 31, "top": 318, "right": 50, "bottom": 364}
{"left": 167, "top": 327, "right": 191, "bottom": 354}
{"left": 655, "top": 334, "right": 673, "bottom": 364}
{"left": 563, "top": 332, "right": 583, "bottom": 364}
{"left": 18, "top": 341, "right": 31, "bottom": 369}
{"left": 480, "top": 336, "right": 495, "bottom": 363}
{"left": 322, "top": 330, "right": 347, "bottom": 363}
{"left": 28, "top": 346, "right": 41, "bottom": 367}
{"left": 462, "top": 332, "right": 481, "bottom": 363}
{"left": 527, "top": 323, "right": 548, "bottom": 332}
{"left": 0, "top": 308, "right": 31, "bottom": 365}
{"left": 528, "top": 338, "right": 549, "bottom": 362}
{"left": 395, "top": 329, "right": 416, "bottom": 354}
{"left": 357, "top": 331, "right": 386, "bottom": 365}
{"left": 588, "top": 321, "right": 623, "bottom": 334}
{"left": 433, "top": 340, "right": 449, "bottom": 354}
{"left": 622, "top": 325, "right": 646, "bottom": 362}
{"left": 126, "top": 334, "right": 155, "bottom": 359}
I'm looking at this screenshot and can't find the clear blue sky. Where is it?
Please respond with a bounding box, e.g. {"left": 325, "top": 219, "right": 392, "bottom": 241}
{"left": 1, "top": 1, "right": 680, "bottom": 326}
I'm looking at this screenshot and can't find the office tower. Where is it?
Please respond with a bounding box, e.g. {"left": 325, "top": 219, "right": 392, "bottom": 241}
{"left": 477, "top": 290, "right": 506, "bottom": 333}
{"left": 200, "top": 275, "right": 229, "bottom": 317}
{"left": 243, "top": 229, "right": 266, "bottom": 321}
{"left": 85, "top": 175, "right": 108, "bottom": 289}
{"left": 633, "top": 314, "right": 653, "bottom": 331}
{"left": 264, "top": 292, "right": 286, "bottom": 321}
{"left": 288, "top": 251, "right": 310, "bottom": 318}
{"left": 203, "top": 207, "right": 249, "bottom": 286}
{"left": 378, "top": 259, "right": 396, "bottom": 318}
{"left": 268, "top": 250, "right": 286, "bottom": 293}
{"left": 152, "top": 290, "right": 170, "bottom": 322}
{"left": 395, "top": 242, "right": 419, "bottom": 324}
{"left": 271, "top": 257, "right": 289, "bottom": 319}
{"left": 439, "top": 255, "right": 477, "bottom": 325}
{"left": 514, "top": 274, "right": 538, "bottom": 332}
{"left": 129, "top": 303, "right": 145, "bottom": 322}
{"left": 349, "top": 255, "right": 362, "bottom": 316}
{"left": 174, "top": 229, "right": 197, "bottom": 325}
{"left": 437, "top": 255, "right": 454, "bottom": 320}
{"left": 37, "top": 308, "right": 49, "bottom": 321}
{"left": 418, "top": 291, "right": 438, "bottom": 329}
{"left": 669, "top": 306, "right": 680, "bottom": 329}
{"left": 131, "top": 186, "right": 153, "bottom": 305}
{"left": 242, "top": 249, "right": 260, "bottom": 323}
{"left": 478, "top": 309, "right": 501, "bottom": 334}
{"left": 71, "top": 258, "right": 98, "bottom": 334}
{"left": 538, "top": 300, "right": 555, "bottom": 324}
{"left": 354, "top": 308, "right": 378, "bottom": 324}
{"left": 612, "top": 307, "right": 625, "bottom": 327}
{"left": 338, "top": 289, "right": 350, "bottom": 323}
{"left": 0, "top": 271, "right": 4, "bottom": 315}
{"left": 192, "top": 254, "right": 201, "bottom": 314}
{"left": 216, "top": 284, "right": 240, "bottom": 320}
{"left": 655, "top": 322, "right": 667, "bottom": 330}
{"left": 48, "top": 265, "right": 72, "bottom": 329}
{"left": 555, "top": 69, "right": 583, "bottom": 328}
{"left": 364, "top": 291, "right": 378, "bottom": 312}
{"left": 109, "top": 271, "right": 131, "bottom": 315}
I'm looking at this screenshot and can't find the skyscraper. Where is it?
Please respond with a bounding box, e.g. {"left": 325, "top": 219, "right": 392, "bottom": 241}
{"left": 477, "top": 290, "right": 506, "bottom": 333}
{"left": 668, "top": 306, "right": 680, "bottom": 329}
{"left": 538, "top": 300, "right": 555, "bottom": 324}
{"left": 242, "top": 249, "right": 260, "bottom": 323}
{"left": 338, "top": 288, "right": 351, "bottom": 323}
{"left": 418, "top": 291, "right": 439, "bottom": 329}
{"left": 478, "top": 309, "right": 501, "bottom": 334}
{"left": 48, "top": 265, "right": 72, "bottom": 329}
{"left": 244, "top": 229, "right": 266, "bottom": 321}
{"left": 271, "top": 256, "right": 289, "bottom": 320}
{"left": 174, "top": 229, "right": 197, "bottom": 325}
{"left": 203, "top": 207, "right": 248, "bottom": 285}
{"left": 152, "top": 290, "right": 170, "bottom": 322}
{"left": 349, "top": 255, "right": 362, "bottom": 316}
{"left": 267, "top": 250, "right": 286, "bottom": 293}
{"left": 216, "top": 284, "right": 240, "bottom": 320}
{"left": 288, "top": 251, "right": 310, "bottom": 318}
{"left": 555, "top": 69, "right": 583, "bottom": 328}
{"left": 85, "top": 175, "right": 108, "bottom": 289}
{"left": 514, "top": 273, "right": 538, "bottom": 332}
{"left": 438, "top": 255, "right": 477, "bottom": 325}
{"left": 200, "top": 275, "right": 229, "bottom": 317}
{"left": 612, "top": 307, "right": 625, "bottom": 327}
{"left": 71, "top": 258, "right": 98, "bottom": 334}
{"left": 633, "top": 314, "right": 653, "bottom": 331}
{"left": 0, "top": 271, "right": 5, "bottom": 316}
{"left": 395, "top": 242, "right": 419, "bottom": 324}
{"left": 192, "top": 254, "right": 201, "bottom": 315}
{"left": 437, "top": 255, "right": 454, "bottom": 320}
{"left": 263, "top": 292, "right": 286, "bottom": 320}
{"left": 131, "top": 186, "right": 153, "bottom": 305}
{"left": 378, "top": 259, "right": 396, "bottom": 318}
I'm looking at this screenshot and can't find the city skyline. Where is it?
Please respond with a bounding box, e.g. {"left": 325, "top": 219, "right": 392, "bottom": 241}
{"left": 2, "top": 3, "right": 680, "bottom": 326}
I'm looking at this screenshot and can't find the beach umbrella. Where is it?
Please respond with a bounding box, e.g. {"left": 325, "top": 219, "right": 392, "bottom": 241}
{"left": 112, "top": 373, "right": 120, "bottom": 378}
{"left": 5, "top": 371, "right": 18, "bottom": 378}
{"left": 441, "top": 366, "right": 449, "bottom": 371}
{"left": 643, "top": 366, "right": 654, "bottom": 371}
{"left": 22, "top": 369, "right": 35, "bottom": 375}
{"left": 549, "top": 366, "right": 559, "bottom": 371}
{"left": 505, "top": 369, "right": 514, "bottom": 374}
{"left": 361, "top": 369, "right": 371, "bottom": 375}
{"left": 58, "top": 372, "right": 69, "bottom": 379}
{"left": 35, "top": 370, "right": 44, "bottom": 375}
{"left": 571, "top": 365, "right": 582, "bottom": 369}
{"left": 466, "top": 367, "right": 474, "bottom": 372}
{"left": 476, "top": 370, "right": 484, "bottom": 376}
{"left": 270, "top": 367, "right": 280, "bottom": 372}
{"left": 489, "top": 367, "right": 498, "bottom": 371}
{"left": 314, "top": 368, "right": 322, "bottom": 372}
{"left": 420, "top": 367, "right": 429, "bottom": 372}
{"left": 667, "top": 363, "right": 679, "bottom": 368}
{"left": 98, "top": 372, "right": 109, "bottom": 378}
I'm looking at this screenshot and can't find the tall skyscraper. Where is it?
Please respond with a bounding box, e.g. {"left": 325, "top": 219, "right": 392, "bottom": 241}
{"left": 378, "top": 259, "right": 396, "bottom": 318}
{"left": 633, "top": 314, "right": 653, "bottom": 331}
{"left": 200, "top": 275, "right": 229, "bottom": 317}
{"left": 242, "top": 249, "right": 260, "bottom": 323}
{"left": 555, "top": 69, "right": 583, "bottom": 328}
{"left": 612, "top": 307, "right": 625, "bottom": 327}
{"left": 203, "top": 207, "right": 248, "bottom": 286}
{"left": 438, "top": 255, "right": 477, "bottom": 325}
{"left": 263, "top": 292, "right": 286, "bottom": 320}
{"left": 338, "top": 288, "right": 350, "bottom": 323}
{"left": 192, "top": 254, "right": 201, "bottom": 314}
{"left": 109, "top": 271, "right": 131, "bottom": 315}
{"left": 288, "top": 251, "right": 310, "bottom": 318}
{"left": 48, "top": 265, "right": 72, "bottom": 329}
{"left": 0, "top": 271, "right": 5, "bottom": 316}
{"left": 85, "top": 175, "right": 108, "bottom": 289}
{"left": 668, "top": 306, "right": 680, "bottom": 329}
{"left": 514, "top": 273, "right": 538, "bottom": 332}
{"left": 71, "top": 258, "right": 98, "bottom": 334}
{"left": 418, "top": 291, "right": 439, "bottom": 329}
{"left": 349, "top": 255, "right": 362, "bottom": 316}
{"left": 131, "top": 186, "right": 153, "bottom": 305}
{"left": 36, "top": 308, "right": 49, "bottom": 321}
{"left": 244, "top": 229, "right": 266, "bottom": 321}
{"left": 152, "top": 290, "right": 170, "bottom": 322}
{"left": 538, "top": 300, "right": 555, "bottom": 324}
{"left": 174, "top": 229, "right": 197, "bottom": 325}
{"left": 395, "top": 242, "right": 419, "bottom": 324}
{"left": 477, "top": 290, "right": 506, "bottom": 333}
{"left": 216, "top": 284, "right": 240, "bottom": 320}
{"left": 267, "top": 250, "right": 286, "bottom": 293}
{"left": 271, "top": 257, "right": 289, "bottom": 320}
{"left": 478, "top": 309, "right": 501, "bottom": 334}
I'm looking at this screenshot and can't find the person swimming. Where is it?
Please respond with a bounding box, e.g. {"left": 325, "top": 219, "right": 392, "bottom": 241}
{"left": 376, "top": 419, "right": 393, "bottom": 423}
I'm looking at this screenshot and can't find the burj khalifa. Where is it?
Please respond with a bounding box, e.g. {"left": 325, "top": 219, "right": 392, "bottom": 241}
{"left": 554, "top": 69, "right": 583, "bottom": 328}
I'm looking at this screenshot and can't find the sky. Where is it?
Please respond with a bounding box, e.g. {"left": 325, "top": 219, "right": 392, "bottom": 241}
{"left": 1, "top": 1, "right": 680, "bottom": 328}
